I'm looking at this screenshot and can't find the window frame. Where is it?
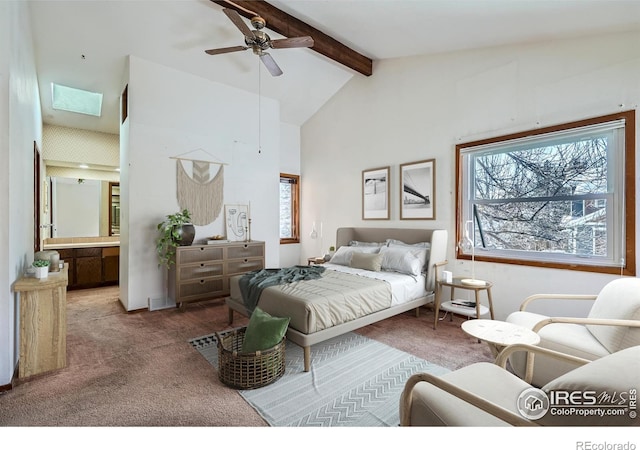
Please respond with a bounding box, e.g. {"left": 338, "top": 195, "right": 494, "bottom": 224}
{"left": 455, "top": 110, "right": 636, "bottom": 276}
{"left": 279, "top": 173, "right": 300, "bottom": 244}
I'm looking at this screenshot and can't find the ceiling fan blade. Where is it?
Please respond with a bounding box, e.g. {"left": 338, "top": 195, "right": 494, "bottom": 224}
{"left": 223, "top": 8, "right": 255, "bottom": 41}
{"left": 260, "top": 53, "right": 283, "bottom": 77}
{"left": 271, "top": 36, "right": 314, "bottom": 49}
{"left": 204, "top": 46, "right": 248, "bottom": 55}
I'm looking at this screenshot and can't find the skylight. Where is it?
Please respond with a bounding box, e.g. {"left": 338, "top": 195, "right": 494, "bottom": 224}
{"left": 51, "top": 83, "right": 103, "bottom": 117}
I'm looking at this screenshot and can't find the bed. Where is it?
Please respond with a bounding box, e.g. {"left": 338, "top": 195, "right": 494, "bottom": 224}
{"left": 226, "top": 227, "right": 448, "bottom": 371}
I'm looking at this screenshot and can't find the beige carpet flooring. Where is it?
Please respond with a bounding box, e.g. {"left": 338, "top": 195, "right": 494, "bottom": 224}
{"left": 0, "top": 285, "right": 492, "bottom": 427}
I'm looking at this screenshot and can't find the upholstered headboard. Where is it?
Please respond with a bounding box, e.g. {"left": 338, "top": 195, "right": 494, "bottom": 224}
{"left": 335, "top": 227, "right": 448, "bottom": 292}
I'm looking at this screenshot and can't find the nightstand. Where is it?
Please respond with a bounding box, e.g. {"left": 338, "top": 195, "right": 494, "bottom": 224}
{"left": 433, "top": 277, "right": 495, "bottom": 329}
{"left": 307, "top": 257, "right": 325, "bottom": 265}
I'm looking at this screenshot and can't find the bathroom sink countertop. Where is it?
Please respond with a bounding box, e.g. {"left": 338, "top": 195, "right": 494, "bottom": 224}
{"left": 43, "top": 241, "right": 120, "bottom": 250}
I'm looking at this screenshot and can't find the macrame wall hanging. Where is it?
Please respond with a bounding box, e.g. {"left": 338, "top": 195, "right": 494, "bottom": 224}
{"left": 171, "top": 149, "right": 226, "bottom": 226}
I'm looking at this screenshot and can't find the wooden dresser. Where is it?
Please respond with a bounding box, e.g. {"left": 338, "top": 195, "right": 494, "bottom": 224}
{"left": 12, "top": 264, "right": 69, "bottom": 378}
{"left": 168, "top": 241, "right": 265, "bottom": 308}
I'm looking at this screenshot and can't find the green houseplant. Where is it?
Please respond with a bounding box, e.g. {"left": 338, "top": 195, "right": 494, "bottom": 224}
{"left": 33, "top": 259, "right": 50, "bottom": 279}
{"left": 33, "top": 259, "right": 50, "bottom": 267}
{"left": 156, "top": 209, "right": 195, "bottom": 268}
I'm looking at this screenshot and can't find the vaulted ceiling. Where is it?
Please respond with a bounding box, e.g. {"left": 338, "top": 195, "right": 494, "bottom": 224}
{"left": 28, "top": 0, "right": 640, "bottom": 134}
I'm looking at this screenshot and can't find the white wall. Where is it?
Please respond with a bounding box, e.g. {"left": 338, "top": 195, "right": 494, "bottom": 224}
{"left": 279, "top": 122, "right": 302, "bottom": 267}
{"left": 0, "top": 1, "right": 42, "bottom": 387}
{"left": 119, "top": 61, "right": 130, "bottom": 310}
{"left": 120, "top": 56, "right": 281, "bottom": 311}
{"left": 301, "top": 31, "right": 640, "bottom": 320}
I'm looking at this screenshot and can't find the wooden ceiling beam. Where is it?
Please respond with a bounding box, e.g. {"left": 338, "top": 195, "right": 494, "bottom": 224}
{"left": 210, "top": 0, "right": 373, "bottom": 76}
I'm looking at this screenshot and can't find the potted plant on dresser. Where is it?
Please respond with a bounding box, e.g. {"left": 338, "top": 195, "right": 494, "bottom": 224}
{"left": 32, "top": 259, "right": 50, "bottom": 279}
{"left": 156, "top": 209, "right": 195, "bottom": 268}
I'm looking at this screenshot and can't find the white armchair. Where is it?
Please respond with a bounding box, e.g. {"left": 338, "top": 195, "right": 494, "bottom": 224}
{"left": 400, "top": 344, "right": 639, "bottom": 426}
{"left": 505, "top": 277, "right": 640, "bottom": 387}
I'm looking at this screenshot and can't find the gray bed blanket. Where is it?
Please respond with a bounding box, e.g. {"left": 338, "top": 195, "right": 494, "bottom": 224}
{"left": 239, "top": 265, "right": 326, "bottom": 314}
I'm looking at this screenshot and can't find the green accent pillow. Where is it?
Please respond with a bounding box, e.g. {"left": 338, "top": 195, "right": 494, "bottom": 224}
{"left": 241, "top": 307, "right": 290, "bottom": 353}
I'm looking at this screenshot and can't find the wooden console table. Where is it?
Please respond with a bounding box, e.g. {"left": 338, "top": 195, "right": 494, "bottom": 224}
{"left": 12, "top": 264, "right": 69, "bottom": 378}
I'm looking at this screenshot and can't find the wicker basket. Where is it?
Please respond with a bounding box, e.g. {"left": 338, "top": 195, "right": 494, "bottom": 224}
{"left": 214, "top": 327, "right": 285, "bottom": 390}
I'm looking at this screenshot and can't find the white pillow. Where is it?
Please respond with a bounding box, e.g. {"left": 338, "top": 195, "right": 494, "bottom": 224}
{"left": 379, "top": 246, "right": 424, "bottom": 276}
{"left": 329, "top": 246, "right": 380, "bottom": 266}
{"left": 388, "top": 241, "right": 430, "bottom": 268}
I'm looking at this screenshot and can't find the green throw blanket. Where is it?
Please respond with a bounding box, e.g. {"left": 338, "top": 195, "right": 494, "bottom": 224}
{"left": 239, "top": 265, "right": 326, "bottom": 315}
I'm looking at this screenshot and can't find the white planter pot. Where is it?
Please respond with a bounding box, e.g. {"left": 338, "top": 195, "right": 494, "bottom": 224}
{"left": 34, "top": 266, "right": 49, "bottom": 279}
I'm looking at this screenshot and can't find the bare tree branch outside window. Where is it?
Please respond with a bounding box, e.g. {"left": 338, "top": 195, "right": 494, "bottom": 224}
{"left": 456, "top": 110, "right": 636, "bottom": 275}
{"left": 472, "top": 138, "right": 608, "bottom": 257}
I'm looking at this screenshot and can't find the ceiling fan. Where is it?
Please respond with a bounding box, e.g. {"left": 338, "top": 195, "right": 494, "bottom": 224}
{"left": 205, "top": 8, "right": 314, "bottom": 77}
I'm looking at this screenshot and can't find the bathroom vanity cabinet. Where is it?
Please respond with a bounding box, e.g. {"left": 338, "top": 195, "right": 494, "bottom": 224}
{"left": 52, "top": 245, "right": 119, "bottom": 290}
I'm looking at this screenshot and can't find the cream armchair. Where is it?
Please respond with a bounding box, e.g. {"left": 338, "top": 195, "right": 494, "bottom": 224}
{"left": 505, "top": 277, "right": 640, "bottom": 387}
{"left": 400, "top": 344, "right": 639, "bottom": 426}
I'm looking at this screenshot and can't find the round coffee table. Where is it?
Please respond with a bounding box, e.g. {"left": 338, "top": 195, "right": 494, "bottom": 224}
{"left": 462, "top": 319, "right": 541, "bottom": 383}
{"left": 461, "top": 319, "right": 540, "bottom": 357}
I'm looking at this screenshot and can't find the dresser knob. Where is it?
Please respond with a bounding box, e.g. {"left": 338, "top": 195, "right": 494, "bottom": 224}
{"left": 199, "top": 247, "right": 205, "bottom": 251}
{"left": 200, "top": 263, "right": 204, "bottom": 267}
{"left": 244, "top": 258, "right": 248, "bottom": 263}
{"left": 243, "top": 244, "right": 248, "bottom": 249}
{"left": 199, "top": 279, "right": 205, "bottom": 284}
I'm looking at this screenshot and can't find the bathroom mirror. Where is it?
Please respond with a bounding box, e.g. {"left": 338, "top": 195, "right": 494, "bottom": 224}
{"left": 49, "top": 177, "right": 118, "bottom": 238}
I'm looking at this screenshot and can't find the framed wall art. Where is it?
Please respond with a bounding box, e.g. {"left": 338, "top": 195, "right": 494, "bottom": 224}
{"left": 400, "top": 159, "right": 436, "bottom": 220}
{"left": 362, "top": 166, "right": 390, "bottom": 220}
{"left": 225, "top": 204, "right": 249, "bottom": 241}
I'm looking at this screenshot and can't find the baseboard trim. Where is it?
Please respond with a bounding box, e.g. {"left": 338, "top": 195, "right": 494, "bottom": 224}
{"left": 0, "top": 364, "right": 19, "bottom": 392}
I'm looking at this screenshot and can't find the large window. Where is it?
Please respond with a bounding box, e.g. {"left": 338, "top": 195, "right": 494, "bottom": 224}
{"left": 456, "top": 111, "right": 635, "bottom": 275}
{"left": 280, "top": 173, "right": 300, "bottom": 244}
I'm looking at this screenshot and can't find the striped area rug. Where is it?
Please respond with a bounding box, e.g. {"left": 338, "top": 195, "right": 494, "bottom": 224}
{"left": 189, "top": 331, "right": 449, "bottom": 426}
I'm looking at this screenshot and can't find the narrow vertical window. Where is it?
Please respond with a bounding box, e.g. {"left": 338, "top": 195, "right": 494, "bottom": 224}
{"left": 280, "top": 173, "right": 300, "bottom": 244}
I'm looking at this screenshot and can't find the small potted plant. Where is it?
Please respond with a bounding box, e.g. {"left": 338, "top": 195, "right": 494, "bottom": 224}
{"left": 33, "top": 259, "right": 50, "bottom": 279}
{"left": 324, "top": 246, "right": 336, "bottom": 262}
{"left": 156, "top": 209, "right": 195, "bottom": 268}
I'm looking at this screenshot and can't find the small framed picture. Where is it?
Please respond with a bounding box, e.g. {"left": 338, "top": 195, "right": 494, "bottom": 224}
{"left": 400, "top": 159, "right": 436, "bottom": 220}
{"left": 225, "top": 204, "right": 248, "bottom": 241}
{"left": 362, "top": 166, "right": 390, "bottom": 220}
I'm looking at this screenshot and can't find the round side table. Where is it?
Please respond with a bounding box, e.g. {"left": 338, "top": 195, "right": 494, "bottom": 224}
{"left": 462, "top": 319, "right": 541, "bottom": 383}
{"left": 433, "top": 277, "right": 495, "bottom": 329}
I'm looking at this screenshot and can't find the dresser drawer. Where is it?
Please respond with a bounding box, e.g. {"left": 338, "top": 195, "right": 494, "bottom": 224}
{"left": 168, "top": 241, "right": 264, "bottom": 308}
{"left": 227, "top": 243, "right": 264, "bottom": 260}
{"left": 227, "top": 258, "right": 264, "bottom": 275}
{"left": 179, "top": 278, "right": 226, "bottom": 299}
{"left": 179, "top": 262, "right": 223, "bottom": 280}
{"left": 178, "top": 246, "right": 223, "bottom": 264}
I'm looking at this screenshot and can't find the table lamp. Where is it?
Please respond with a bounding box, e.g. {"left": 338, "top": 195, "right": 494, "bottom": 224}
{"left": 459, "top": 219, "right": 485, "bottom": 286}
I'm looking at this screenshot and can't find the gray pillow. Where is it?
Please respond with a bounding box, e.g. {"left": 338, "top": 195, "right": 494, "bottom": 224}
{"left": 329, "top": 246, "right": 380, "bottom": 266}
{"left": 387, "top": 239, "right": 431, "bottom": 249}
{"left": 349, "top": 240, "right": 386, "bottom": 247}
{"left": 350, "top": 252, "right": 383, "bottom": 271}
